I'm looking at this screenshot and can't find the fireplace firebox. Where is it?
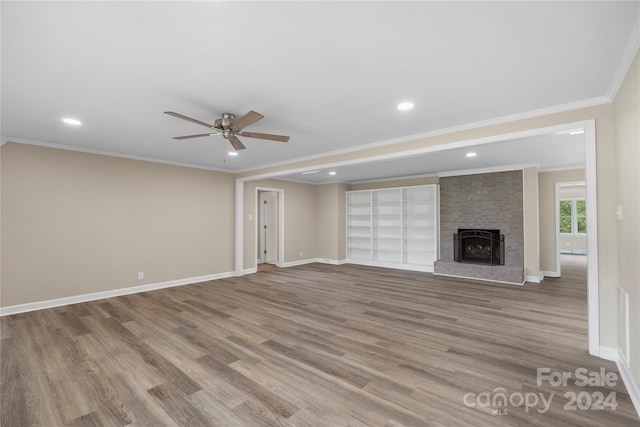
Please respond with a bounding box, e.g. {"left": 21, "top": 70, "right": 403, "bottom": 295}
{"left": 454, "top": 229, "right": 505, "bottom": 266}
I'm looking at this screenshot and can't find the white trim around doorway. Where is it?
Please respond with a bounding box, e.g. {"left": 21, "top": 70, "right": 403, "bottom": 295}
{"left": 255, "top": 187, "right": 285, "bottom": 269}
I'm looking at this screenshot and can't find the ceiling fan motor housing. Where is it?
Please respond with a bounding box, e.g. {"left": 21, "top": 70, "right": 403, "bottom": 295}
{"left": 221, "top": 113, "right": 235, "bottom": 129}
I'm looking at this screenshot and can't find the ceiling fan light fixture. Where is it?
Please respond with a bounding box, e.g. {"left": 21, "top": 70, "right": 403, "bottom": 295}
{"left": 62, "top": 117, "right": 82, "bottom": 126}
{"left": 397, "top": 102, "right": 414, "bottom": 111}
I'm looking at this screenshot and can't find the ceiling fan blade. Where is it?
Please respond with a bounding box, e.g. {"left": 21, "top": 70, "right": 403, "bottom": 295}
{"left": 164, "top": 111, "right": 217, "bottom": 129}
{"left": 239, "top": 131, "right": 289, "bottom": 142}
{"left": 228, "top": 134, "right": 246, "bottom": 150}
{"left": 232, "top": 111, "right": 264, "bottom": 131}
{"left": 172, "top": 133, "right": 215, "bottom": 140}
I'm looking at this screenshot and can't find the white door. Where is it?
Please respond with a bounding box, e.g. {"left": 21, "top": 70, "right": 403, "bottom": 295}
{"left": 260, "top": 192, "right": 278, "bottom": 263}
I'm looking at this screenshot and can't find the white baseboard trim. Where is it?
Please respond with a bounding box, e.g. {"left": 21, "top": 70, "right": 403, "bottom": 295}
{"left": 247, "top": 258, "right": 347, "bottom": 272}
{"left": 560, "top": 249, "right": 588, "bottom": 255}
{"left": 316, "top": 258, "right": 349, "bottom": 265}
{"left": 433, "top": 271, "right": 524, "bottom": 286}
{"left": 541, "top": 270, "right": 560, "bottom": 278}
{"left": 597, "top": 345, "right": 640, "bottom": 417}
{"left": 346, "top": 259, "right": 433, "bottom": 273}
{"left": 0, "top": 271, "right": 235, "bottom": 316}
{"left": 599, "top": 345, "right": 618, "bottom": 361}
{"left": 279, "top": 258, "right": 318, "bottom": 268}
{"left": 616, "top": 349, "right": 640, "bottom": 417}
{"left": 525, "top": 273, "right": 544, "bottom": 283}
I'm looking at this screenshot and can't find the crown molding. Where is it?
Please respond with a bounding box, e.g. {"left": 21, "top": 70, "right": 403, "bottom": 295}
{"left": 607, "top": 16, "right": 640, "bottom": 101}
{"left": 4, "top": 137, "right": 233, "bottom": 174}
{"left": 436, "top": 164, "right": 532, "bottom": 178}
{"left": 350, "top": 172, "right": 438, "bottom": 185}
{"left": 261, "top": 176, "right": 348, "bottom": 186}
{"left": 538, "top": 164, "right": 586, "bottom": 173}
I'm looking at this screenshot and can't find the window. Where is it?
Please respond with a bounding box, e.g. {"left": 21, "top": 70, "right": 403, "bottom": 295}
{"left": 559, "top": 199, "right": 587, "bottom": 235}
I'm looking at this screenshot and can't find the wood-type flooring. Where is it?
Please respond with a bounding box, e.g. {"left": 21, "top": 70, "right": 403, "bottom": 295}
{"left": 1, "top": 255, "right": 638, "bottom": 426}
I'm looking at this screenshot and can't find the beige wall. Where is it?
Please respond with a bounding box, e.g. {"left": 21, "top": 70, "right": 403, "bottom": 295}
{"left": 538, "top": 169, "right": 586, "bottom": 274}
{"left": 1, "top": 143, "right": 235, "bottom": 308}
{"left": 315, "top": 183, "right": 349, "bottom": 261}
{"left": 523, "top": 167, "right": 540, "bottom": 280}
{"left": 242, "top": 179, "right": 317, "bottom": 269}
{"left": 559, "top": 235, "right": 587, "bottom": 253}
{"left": 613, "top": 52, "right": 640, "bottom": 383}
{"left": 0, "top": 144, "right": 3, "bottom": 294}
{"left": 337, "top": 183, "right": 348, "bottom": 261}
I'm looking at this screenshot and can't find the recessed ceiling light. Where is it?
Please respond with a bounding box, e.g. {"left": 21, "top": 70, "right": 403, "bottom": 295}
{"left": 466, "top": 152, "right": 477, "bottom": 157}
{"left": 228, "top": 151, "right": 239, "bottom": 156}
{"left": 301, "top": 170, "right": 320, "bottom": 175}
{"left": 329, "top": 171, "right": 337, "bottom": 176}
{"left": 569, "top": 129, "right": 585, "bottom": 135}
{"left": 397, "top": 102, "right": 414, "bottom": 111}
{"left": 62, "top": 117, "right": 82, "bottom": 126}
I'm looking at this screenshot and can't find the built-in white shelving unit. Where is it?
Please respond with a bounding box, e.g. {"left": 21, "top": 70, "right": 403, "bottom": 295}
{"left": 346, "top": 191, "right": 373, "bottom": 261}
{"left": 346, "top": 185, "right": 439, "bottom": 272}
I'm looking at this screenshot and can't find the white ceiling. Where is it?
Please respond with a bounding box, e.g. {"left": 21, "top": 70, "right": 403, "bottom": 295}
{"left": 2, "top": 1, "right": 638, "bottom": 183}
{"left": 278, "top": 130, "right": 586, "bottom": 184}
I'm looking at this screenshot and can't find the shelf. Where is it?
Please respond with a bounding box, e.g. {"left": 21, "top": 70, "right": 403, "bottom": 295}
{"left": 349, "top": 245, "right": 371, "bottom": 250}
{"left": 348, "top": 210, "right": 371, "bottom": 216}
{"left": 374, "top": 246, "right": 401, "bottom": 251}
{"left": 348, "top": 184, "right": 438, "bottom": 271}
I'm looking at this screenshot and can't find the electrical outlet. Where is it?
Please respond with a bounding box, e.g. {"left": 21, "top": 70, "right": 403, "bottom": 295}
{"left": 300, "top": 251, "right": 303, "bottom": 258}
{"left": 138, "top": 272, "right": 144, "bottom": 280}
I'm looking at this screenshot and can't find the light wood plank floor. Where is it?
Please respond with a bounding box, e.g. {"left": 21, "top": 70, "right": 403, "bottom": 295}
{"left": 1, "top": 255, "right": 638, "bottom": 426}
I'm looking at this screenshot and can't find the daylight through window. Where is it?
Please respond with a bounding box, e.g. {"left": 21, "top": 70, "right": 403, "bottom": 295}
{"left": 559, "top": 199, "right": 587, "bottom": 235}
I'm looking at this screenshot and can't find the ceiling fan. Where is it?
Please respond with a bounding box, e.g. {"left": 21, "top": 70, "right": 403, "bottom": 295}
{"left": 164, "top": 110, "right": 289, "bottom": 150}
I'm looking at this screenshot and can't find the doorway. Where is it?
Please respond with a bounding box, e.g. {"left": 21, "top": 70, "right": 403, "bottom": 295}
{"left": 555, "top": 181, "right": 588, "bottom": 278}
{"left": 256, "top": 188, "right": 284, "bottom": 270}
{"left": 259, "top": 191, "right": 279, "bottom": 264}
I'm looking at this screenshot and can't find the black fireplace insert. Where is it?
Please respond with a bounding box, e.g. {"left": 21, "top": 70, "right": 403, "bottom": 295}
{"left": 454, "top": 229, "right": 505, "bottom": 265}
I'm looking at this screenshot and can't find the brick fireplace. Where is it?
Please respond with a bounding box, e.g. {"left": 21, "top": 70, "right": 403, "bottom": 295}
{"left": 434, "top": 170, "right": 524, "bottom": 284}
